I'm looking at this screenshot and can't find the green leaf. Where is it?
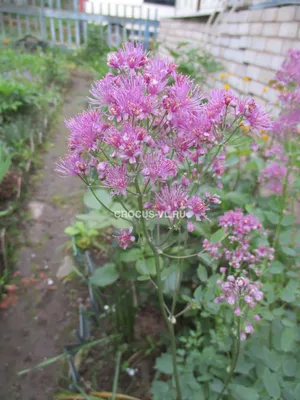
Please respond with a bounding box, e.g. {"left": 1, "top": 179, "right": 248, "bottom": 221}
{"left": 262, "top": 347, "right": 281, "bottom": 371}
{"left": 119, "top": 248, "right": 142, "bottom": 263}
{"left": 210, "top": 228, "right": 228, "bottom": 244}
{"left": 194, "top": 286, "right": 203, "bottom": 302}
{"left": 279, "top": 231, "right": 292, "bottom": 246}
{"left": 281, "top": 247, "right": 296, "bottom": 257}
{"left": 89, "top": 263, "right": 119, "bottom": 287}
{"left": 281, "top": 215, "right": 295, "bottom": 226}
{"left": 137, "top": 275, "right": 150, "bottom": 281}
{"left": 226, "top": 154, "right": 240, "bottom": 166}
{"left": 264, "top": 211, "right": 279, "bottom": 224}
{"left": 263, "top": 368, "right": 281, "bottom": 399}
{"left": 135, "top": 260, "right": 149, "bottom": 276}
{"left": 280, "top": 280, "right": 299, "bottom": 303}
{"left": 19, "top": 353, "right": 65, "bottom": 376}
{"left": 146, "top": 257, "right": 157, "bottom": 276}
{"left": 224, "top": 192, "right": 248, "bottom": 206}
{"left": 162, "top": 268, "right": 178, "bottom": 294}
{"left": 269, "top": 261, "right": 284, "bottom": 274}
{"left": 155, "top": 353, "right": 173, "bottom": 374}
{"left": 282, "top": 358, "right": 297, "bottom": 377}
{"left": 230, "top": 384, "right": 259, "bottom": 400}
{"left": 294, "top": 383, "right": 300, "bottom": 399}
{"left": 197, "top": 265, "right": 208, "bottom": 282}
{"left": 281, "top": 327, "right": 296, "bottom": 352}
{"left": 83, "top": 189, "right": 112, "bottom": 210}
{"left": 64, "top": 226, "right": 79, "bottom": 236}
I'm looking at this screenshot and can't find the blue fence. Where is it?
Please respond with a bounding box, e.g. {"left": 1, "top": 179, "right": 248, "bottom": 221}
{"left": 0, "top": 0, "right": 160, "bottom": 49}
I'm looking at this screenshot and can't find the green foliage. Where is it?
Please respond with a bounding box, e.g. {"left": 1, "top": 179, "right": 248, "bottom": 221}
{"left": 165, "top": 41, "right": 222, "bottom": 82}
{"left": 0, "top": 144, "right": 11, "bottom": 184}
{"left": 70, "top": 24, "right": 110, "bottom": 75}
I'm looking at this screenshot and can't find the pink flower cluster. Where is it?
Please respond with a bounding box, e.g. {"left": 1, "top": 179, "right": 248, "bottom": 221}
{"left": 56, "top": 42, "right": 271, "bottom": 249}
{"left": 114, "top": 227, "right": 135, "bottom": 249}
{"left": 215, "top": 275, "right": 263, "bottom": 340}
{"left": 272, "top": 49, "right": 300, "bottom": 138}
{"left": 57, "top": 42, "right": 270, "bottom": 184}
{"left": 203, "top": 210, "right": 274, "bottom": 273}
{"left": 258, "top": 162, "right": 287, "bottom": 195}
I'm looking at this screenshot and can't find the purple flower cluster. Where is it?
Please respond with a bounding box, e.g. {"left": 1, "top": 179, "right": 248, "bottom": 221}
{"left": 215, "top": 275, "right": 263, "bottom": 340}
{"left": 114, "top": 227, "right": 135, "bottom": 249}
{"left": 272, "top": 49, "right": 300, "bottom": 138}
{"left": 258, "top": 162, "right": 288, "bottom": 195}
{"left": 57, "top": 43, "right": 270, "bottom": 182}
{"left": 56, "top": 42, "right": 271, "bottom": 249}
{"left": 203, "top": 209, "right": 274, "bottom": 273}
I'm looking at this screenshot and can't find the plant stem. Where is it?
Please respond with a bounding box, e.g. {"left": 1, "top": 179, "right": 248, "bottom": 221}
{"left": 112, "top": 349, "right": 123, "bottom": 400}
{"left": 89, "top": 186, "right": 131, "bottom": 223}
{"left": 273, "top": 163, "right": 290, "bottom": 249}
{"left": 216, "top": 317, "right": 241, "bottom": 400}
{"left": 135, "top": 180, "right": 182, "bottom": 400}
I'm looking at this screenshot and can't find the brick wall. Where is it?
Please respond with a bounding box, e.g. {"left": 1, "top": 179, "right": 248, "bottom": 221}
{"left": 158, "top": 6, "right": 300, "bottom": 110}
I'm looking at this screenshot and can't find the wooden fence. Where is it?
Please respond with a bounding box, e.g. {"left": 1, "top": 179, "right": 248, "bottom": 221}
{"left": 0, "top": 0, "right": 160, "bottom": 49}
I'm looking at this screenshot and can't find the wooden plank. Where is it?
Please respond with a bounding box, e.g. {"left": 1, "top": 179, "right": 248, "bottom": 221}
{"left": 48, "top": 0, "right": 56, "bottom": 42}
{"left": 56, "top": 0, "right": 64, "bottom": 43}
{"left": 115, "top": 22, "right": 120, "bottom": 47}
{"left": 122, "top": 23, "right": 126, "bottom": 42}
{"left": 0, "top": 14, "right": 5, "bottom": 37}
{"left": 130, "top": 5, "right": 134, "bottom": 41}
{"left": 144, "top": 8, "right": 150, "bottom": 50}
{"left": 9, "top": 14, "right": 14, "bottom": 36}
{"left": 67, "top": 19, "right": 72, "bottom": 45}
{"left": 32, "top": 0, "right": 39, "bottom": 32}
{"left": 39, "top": 0, "right": 47, "bottom": 40}
{"left": 17, "top": 14, "right": 22, "bottom": 37}
{"left": 23, "top": 0, "right": 31, "bottom": 33}
{"left": 73, "top": 0, "right": 80, "bottom": 46}
{"left": 82, "top": 19, "right": 87, "bottom": 44}
{"left": 138, "top": 6, "right": 142, "bottom": 43}
{"left": 107, "top": 22, "right": 111, "bottom": 47}
{"left": 153, "top": 8, "right": 158, "bottom": 39}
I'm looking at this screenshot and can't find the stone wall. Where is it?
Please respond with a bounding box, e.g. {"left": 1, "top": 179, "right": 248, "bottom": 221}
{"left": 158, "top": 5, "right": 300, "bottom": 110}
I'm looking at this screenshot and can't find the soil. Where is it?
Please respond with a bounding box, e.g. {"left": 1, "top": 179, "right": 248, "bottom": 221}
{"left": 0, "top": 70, "right": 92, "bottom": 400}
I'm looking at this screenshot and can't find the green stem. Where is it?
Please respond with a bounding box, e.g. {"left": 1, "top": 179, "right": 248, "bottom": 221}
{"left": 273, "top": 163, "right": 290, "bottom": 249}
{"left": 112, "top": 349, "right": 123, "bottom": 400}
{"left": 216, "top": 317, "right": 241, "bottom": 400}
{"left": 135, "top": 180, "right": 182, "bottom": 400}
{"left": 161, "top": 250, "right": 203, "bottom": 259}
{"left": 89, "top": 186, "right": 132, "bottom": 223}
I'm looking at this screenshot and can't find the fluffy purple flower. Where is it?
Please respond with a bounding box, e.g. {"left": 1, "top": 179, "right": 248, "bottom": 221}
{"left": 237, "top": 98, "right": 271, "bottom": 134}
{"left": 108, "top": 42, "right": 148, "bottom": 70}
{"left": 143, "top": 57, "right": 177, "bottom": 94}
{"left": 215, "top": 276, "right": 263, "bottom": 309}
{"left": 114, "top": 227, "right": 135, "bottom": 249}
{"left": 206, "top": 89, "right": 237, "bottom": 123}
{"left": 56, "top": 153, "right": 88, "bottom": 176}
{"left": 142, "top": 153, "right": 177, "bottom": 183}
{"left": 212, "top": 153, "right": 226, "bottom": 178}
{"left": 276, "top": 49, "right": 300, "bottom": 85}
{"left": 259, "top": 162, "right": 287, "bottom": 195}
{"left": 219, "top": 209, "right": 262, "bottom": 239}
{"left": 103, "top": 165, "right": 128, "bottom": 196}
{"left": 186, "top": 196, "right": 209, "bottom": 221}
{"left": 154, "top": 185, "right": 188, "bottom": 219}
{"left": 66, "top": 110, "right": 107, "bottom": 153}
{"left": 163, "top": 74, "right": 204, "bottom": 127}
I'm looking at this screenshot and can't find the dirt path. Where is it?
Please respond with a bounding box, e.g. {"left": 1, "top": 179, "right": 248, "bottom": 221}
{"left": 0, "top": 71, "right": 92, "bottom": 400}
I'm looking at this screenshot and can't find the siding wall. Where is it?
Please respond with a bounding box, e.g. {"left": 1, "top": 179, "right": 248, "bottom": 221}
{"left": 158, "top": 5, "right": 300, "bottom": 110}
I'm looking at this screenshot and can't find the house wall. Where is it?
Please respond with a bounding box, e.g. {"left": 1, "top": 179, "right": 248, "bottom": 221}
{"left": 158, "top": 5, "right": 300, "bottom": 110}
